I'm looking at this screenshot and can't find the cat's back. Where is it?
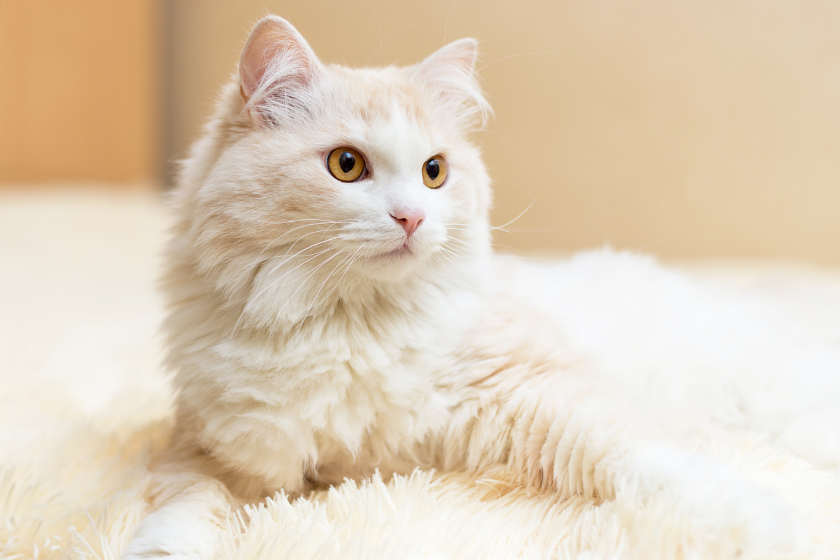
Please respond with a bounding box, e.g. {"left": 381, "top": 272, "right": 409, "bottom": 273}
{"left": 492, "top": 250, "right": 840, "bottom": 454}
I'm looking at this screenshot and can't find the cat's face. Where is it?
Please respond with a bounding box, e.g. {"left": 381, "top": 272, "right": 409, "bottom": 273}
{"left": 181, "top": 16, "right": 492, "bottom": 322}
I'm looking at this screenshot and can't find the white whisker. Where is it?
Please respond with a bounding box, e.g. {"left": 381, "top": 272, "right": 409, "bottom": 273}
{"left": 301, "top": 245, "right": 362, "bottom": 318}
{"left": 231, "top": 242, "right": 342, "bottom": 336}
{"left": 273, "top": 249, "right": 347, "bottom": 322}
{"left": 477, "top": 51, "right": 552, "bottom": 73}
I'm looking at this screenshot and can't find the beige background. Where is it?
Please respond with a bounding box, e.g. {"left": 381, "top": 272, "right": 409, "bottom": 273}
{"left": 0, "top": 0, "right": 160, "bottom": 183}
{"left": 2, "top": 1, "right": 839, "bottom": 263}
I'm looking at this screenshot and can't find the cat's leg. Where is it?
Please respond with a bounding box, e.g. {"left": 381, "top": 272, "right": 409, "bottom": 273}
{"left": 121, "top": 410, "right": 310, "bottom": 560}
{"left": 438, "top": 369, "right": 804, "bottom": 554}
{"left": 121, "top": 469, "right": 239, "bottom": 560}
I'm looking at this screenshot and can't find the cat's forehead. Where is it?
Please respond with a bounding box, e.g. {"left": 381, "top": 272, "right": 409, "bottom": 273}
{"left": 367, "top": 104, "right": 434, "bottom": 166}
{"left": 328, "top": 68, "right": 443, "bottom": 158}
{"left": 330, "top": 67, "right": 421, "bottom": 118}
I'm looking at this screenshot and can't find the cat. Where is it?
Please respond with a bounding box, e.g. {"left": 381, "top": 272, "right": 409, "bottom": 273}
{"left": 121, "top": 15, "right": 813, "bottom": 559}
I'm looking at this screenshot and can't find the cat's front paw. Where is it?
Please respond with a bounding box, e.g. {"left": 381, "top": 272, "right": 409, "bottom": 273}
{"left": 121, "top": 540, "right": 199, "bottom": 560}
{"left": 122, "top": 552, "right": 194, "bottom": 560}
{"left": 120, "top": 502, "right": 229, "bottom": 560}
{"left": 624, "top": 444, "right": 806, "bottom": 555}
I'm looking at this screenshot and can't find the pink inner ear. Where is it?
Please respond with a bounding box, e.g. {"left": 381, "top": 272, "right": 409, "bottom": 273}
{"left": 239, "top": 16, "right": 319, "bottom": 103}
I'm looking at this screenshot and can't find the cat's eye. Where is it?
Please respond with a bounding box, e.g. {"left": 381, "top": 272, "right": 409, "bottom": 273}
{"left": 328, "top": 147, "right": 365, "bottom": 182}
{"left": 422, "top": 156, "right": 447, "bottom": 189}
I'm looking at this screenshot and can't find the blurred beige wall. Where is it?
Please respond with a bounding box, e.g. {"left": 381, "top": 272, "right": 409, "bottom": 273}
{"left": 173, "top": 1, "right": 836, "bottom": 264}
{"left": 0, "top": 0, "right": 160, "bottom": 184}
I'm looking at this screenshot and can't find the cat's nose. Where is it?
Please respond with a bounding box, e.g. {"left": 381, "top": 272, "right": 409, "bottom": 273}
{"left": 390, "top": 208, "right": 425, "bottom": 237}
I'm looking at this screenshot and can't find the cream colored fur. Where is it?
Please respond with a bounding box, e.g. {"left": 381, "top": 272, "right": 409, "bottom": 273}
{"left": 5, "top": 15, "right": 838, "bottom": 560}
{"left": 1, "top": 190, "right": 840, "bottom": 559}
{"left": 109, "top": 15, "right": 840, "bottom": 559}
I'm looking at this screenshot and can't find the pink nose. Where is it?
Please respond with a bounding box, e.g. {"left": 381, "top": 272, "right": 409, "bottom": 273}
{"left": 391, "top": 208, "right": 425, "bottom": 237}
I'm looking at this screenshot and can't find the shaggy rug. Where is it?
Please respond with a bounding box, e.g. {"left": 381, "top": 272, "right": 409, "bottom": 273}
{"left": 1, "top": 188, "right": 839, "bottom": 560}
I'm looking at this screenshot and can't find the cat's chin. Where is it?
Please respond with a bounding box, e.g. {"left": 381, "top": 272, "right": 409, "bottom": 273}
{"left": 375, "top": 244, "right": 414, "bottom": 261}
{"left": 359, "top": 244, "right": 431, "bottom": 281}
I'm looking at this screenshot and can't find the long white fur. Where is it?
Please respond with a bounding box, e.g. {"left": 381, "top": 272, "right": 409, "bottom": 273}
{"left": 119, "top": 15, "right": 832, "bottom": 560}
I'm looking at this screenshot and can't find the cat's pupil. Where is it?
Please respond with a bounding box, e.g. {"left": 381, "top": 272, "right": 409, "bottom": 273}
{"left": 426, "top": 159, "right": 440, "bottom": 180}
{"left": 339, "top": 152, "right": 356, "bottom": 173}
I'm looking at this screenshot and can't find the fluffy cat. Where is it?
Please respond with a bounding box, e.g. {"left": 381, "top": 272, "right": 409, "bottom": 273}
{"left": 122, "top": 15, "right": 817, "bottom": 559}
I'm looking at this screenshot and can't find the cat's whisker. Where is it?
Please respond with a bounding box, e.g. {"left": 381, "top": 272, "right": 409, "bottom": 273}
{"left": 467, "top": 135, "right": 490, "bottom": 150}
{"left": 364, "top": 242, "right": 377, "bottom": 261}
{"left": 438, "top": 252, "right": 460, "bottom": 268}
{"left": 489, "top": 243, "right": 520, "bottom": 252}
{"left": 265, "top": 230, "right": 347, "bottom": 274}
{"left": 231, "top": 243, "right": 343, "bottom": 336}
{"left": 366, "top": 24, "right": 412, "bottom": 67}
{"left": 473, "top": 129, "right": 523, "bottom": 152}
{"left": 445, "top": 222, "right": 512, "bottom": 234}
{"left": 194, "top": 204, "right": 227, "bottom": 226}
{"left": 265, "top": 238, "right": 344, "bottom": 280}
{"left": 494, "top": 253, "right": 555, "bottom": 262}
{"left": 251, "top": 222, "right": 347, "bottom": 267}
{"left": 440, "top": 249, "right": 467, "bottom": 265}
{"left": 234, "top": 240, "right": 346, "bottom": 335}
{"left": 248, "top": 240, "right": 342, "bottom": 304}
{"left": 445, "top": 237, "right": 483, "bottom": 251}
{"left": 341, "top": 243, "right": 368, "bottom": 281}
{"left": 493, "top": 196, "right": 536, "bottom": 231}
{"left": 448, "top": 242, "right": 474, "bottom": 258}
{"left": 251, "top": 224, "right": 340, "bottom": 272}
{"left": 261, "top": 218, "right": 352, "bottom": 227}
{"left": 273, "top": 248, "right": 348, "bottom": 322}
{"left": 447, "top": 236, "right": 515, "bottom": 255}
{"left": 442, "top": 3, "right": 457, "bottom": 46}
{"left": 435, "top": 246, "right": 462, "bottom": 265}
{"left": 302, "top": 245, "right": 363, "bottom": 319}
{"left": 440, "top": 237, "right": 472, "bottom": 253}
{"left": 311, "top": 243, "right": 367, "bottom": 316}
{"left": 360, "top": 242, "right": 375, "bottom": 263}
{"left": 442, "top": 237, "right": 469, "bottom": 255}
{"left": 477, "top": 51, "right": 553, "bottom": 73}
{"left": 194, "top": 207, "right": 347, "bottom": 232}
{"left": 445, "top": 199, "right": 536, "bottom": 236}
{"left": 367, "top": 0, "right": 384, "bottom": 66}
{"left": 268, "top": 222, "right": 347, "bottom": 253}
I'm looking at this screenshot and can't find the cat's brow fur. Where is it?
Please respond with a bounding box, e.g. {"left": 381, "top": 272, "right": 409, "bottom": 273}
{"left": 122, "top": 15, "right": 805, "bottom": 560}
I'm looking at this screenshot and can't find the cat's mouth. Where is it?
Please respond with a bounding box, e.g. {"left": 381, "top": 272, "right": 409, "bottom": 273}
{"left": 376, "top": 243, "right": 414, "bottom": 260}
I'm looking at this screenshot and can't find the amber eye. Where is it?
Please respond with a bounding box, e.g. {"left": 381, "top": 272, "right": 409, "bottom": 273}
{"left": 328, "top": 147, "right": 365, "bottom": 182}
{"left": 422, "top": 156, "right": 447, "bottom": 189}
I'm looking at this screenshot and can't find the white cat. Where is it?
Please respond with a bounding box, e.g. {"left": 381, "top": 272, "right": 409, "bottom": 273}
{"left": 121, "top": 15, "right": 824, "bottom": 559}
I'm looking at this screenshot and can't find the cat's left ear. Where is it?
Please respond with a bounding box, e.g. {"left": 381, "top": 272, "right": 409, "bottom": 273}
{"left": 239, "top": 15, "right": 322, "bottom": 126}
{"left": 413, "top": 39, "right": 491, "bottom": 129}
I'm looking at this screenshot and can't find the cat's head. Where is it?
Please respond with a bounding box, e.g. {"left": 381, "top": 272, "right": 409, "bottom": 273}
{"left": 174, "top": 16, "right": 493, "bottom": 326}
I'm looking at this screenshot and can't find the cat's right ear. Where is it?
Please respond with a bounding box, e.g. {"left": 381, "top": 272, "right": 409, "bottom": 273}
{"left": 238, "top": 16, "right": 322, "bottom": 126}
{"left": 413, "top": 38, "right": 491, "bottom": 130}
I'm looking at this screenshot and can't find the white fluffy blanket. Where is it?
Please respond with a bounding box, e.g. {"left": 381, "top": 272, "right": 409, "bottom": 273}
{"left": 1, "top": 189, "right": 839, "bottom": 560}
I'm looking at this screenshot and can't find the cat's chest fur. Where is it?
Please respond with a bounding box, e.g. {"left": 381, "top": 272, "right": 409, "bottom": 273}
{"left": 172, "top": 285, "right": 481, "bottom": 491}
